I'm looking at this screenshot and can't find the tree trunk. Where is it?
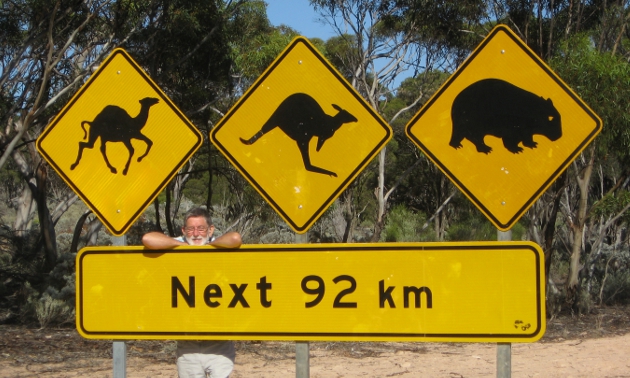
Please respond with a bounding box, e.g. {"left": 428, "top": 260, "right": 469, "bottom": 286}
{"left": 34, "top": 162, "right": 57, "bottom": 272}
{"left": 567, "top": 148, "right": 595, "bottom": 289}
{"left": 71, "top": 210, "right": 92, "bottom": 253}
{"left": 544, "top": 172, "right": 566, "bottom": 278}
{"left": 341, "top": 189, "right": 355, "bottom": 243}
{"left": 206, "top": 140, "right": 214, "bottom": 212}
{"left": 85, "top": 217, "right": 102, "bottom": 246}
{"left": 371, "top": 148, "right": 387, "bottom": 242}
{"left": 11, "top": 147, "right": 37, "bottom": 237}
{"left": 13, "top": 183, "right": 36, "bottom": 237}
{"left": 165, "top": 183, "right": 174, "bottom": 236}
{"left": 153, "top": 198, "right": 163, "bottom": 233}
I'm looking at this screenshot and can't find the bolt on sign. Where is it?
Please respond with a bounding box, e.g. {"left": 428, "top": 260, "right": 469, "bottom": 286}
{"left": 76, "top": 242, "right": 545, "bottom": 342}
{"left": 37, "top": 49, "right": 203, "bottom": 235}
{"left": 210, "top": 37, "right": 392, "bottom": 233}
{"left": 405, "top": 25, "right": 602, "bottom": 231}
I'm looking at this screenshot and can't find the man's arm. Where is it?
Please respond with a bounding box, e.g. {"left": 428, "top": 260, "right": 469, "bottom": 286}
{"left": 209, "top": 232, "right": 242, "bottom": 248}
{"left": 142, "top": 231, "right": 242, "bottom": 249}
{"left": 141, "top": 232, "right": 187, "bottom": 250}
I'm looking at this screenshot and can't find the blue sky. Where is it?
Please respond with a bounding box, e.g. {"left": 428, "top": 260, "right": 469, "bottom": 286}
{"left": 265, "top": 0, "right": 336, "bottom": 41}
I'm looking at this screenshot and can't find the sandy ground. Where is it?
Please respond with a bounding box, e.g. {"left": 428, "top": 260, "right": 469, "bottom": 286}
{"left": 1, "top": 306, "right": 629, "bottom": 377}
{"left": 2, "top": 335, "right": 630, "bottom": 377}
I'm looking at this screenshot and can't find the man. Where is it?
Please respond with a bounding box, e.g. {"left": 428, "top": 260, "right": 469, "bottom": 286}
{"left": 142, "top": 207, "right": 242, "bottom": 378}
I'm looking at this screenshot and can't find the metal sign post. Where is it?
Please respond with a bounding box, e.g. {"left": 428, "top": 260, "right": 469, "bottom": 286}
{"left": 112, "top": 235, "right": 127, "bottom": 378}
{"left": 295, "top": 232, "right": 310, "bottom": 378}
{"left": 496, "top": 229, "right": 512, "bottom": 378}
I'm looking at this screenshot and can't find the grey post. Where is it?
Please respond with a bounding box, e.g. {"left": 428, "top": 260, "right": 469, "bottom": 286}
{"left": 112, "top": 235, "right": 127, "bottom": 378}
{"left": 294, "top": 231, "right": 310, "bottom": 378}
{"left": 496, "top": 230, "right": 512, "bottom": 378}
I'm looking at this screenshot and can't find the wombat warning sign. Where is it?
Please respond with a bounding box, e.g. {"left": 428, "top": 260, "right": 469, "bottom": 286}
{"left": 405, "top": 24, "right": 601, "bottom": 231}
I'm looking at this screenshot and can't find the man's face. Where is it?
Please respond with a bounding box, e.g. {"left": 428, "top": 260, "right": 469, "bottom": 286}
{"left": 182, "top": 216, "right": 214, "bottom": 245}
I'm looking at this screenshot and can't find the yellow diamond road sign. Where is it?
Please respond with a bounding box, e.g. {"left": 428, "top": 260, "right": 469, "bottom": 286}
{"left": 211, "top": 37, "right": 392, "bottom": 233}
{"left": 406, "top": 25, "right": 602, "bottom": 230}
{"left": 37, "top": 49, "right": 202, "bottom": 235}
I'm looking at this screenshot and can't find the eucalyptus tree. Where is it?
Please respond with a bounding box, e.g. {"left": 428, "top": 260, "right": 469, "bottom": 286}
{"left": 0, "top": 0, "right": 256, "bottom": 266}
{"left": 309, "top": 0, "right": 487, "bottom": 241}
{"left": 549, "top": 34, "right": 630, "bottom": 310}
{"left": 1, "top": 0, "right": 125, "bottom": 270}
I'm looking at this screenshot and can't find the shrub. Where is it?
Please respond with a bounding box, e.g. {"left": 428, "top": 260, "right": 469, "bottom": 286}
{"left": 35, "top": 292, "right": 74, "bottom": 329}
{"left": 381, "top": 204, "right": 433, "bottom": 242}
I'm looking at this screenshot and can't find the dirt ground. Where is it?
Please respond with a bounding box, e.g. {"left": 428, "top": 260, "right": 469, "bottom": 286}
{"left": 1, "top": 305, "right": 629, "bottom": 377}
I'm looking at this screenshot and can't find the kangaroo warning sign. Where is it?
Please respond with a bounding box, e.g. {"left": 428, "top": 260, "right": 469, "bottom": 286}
{"left": 405, "top": 25, "right": 602, "bottom": 231}
{"left": 77, "top": 242, "right": 545, "bottom": 343}
{"left": 210, "top": 37, "right": 392, "bottom": 233}
{"left": 37, "top": 49, "right": 202, "bottom": 235}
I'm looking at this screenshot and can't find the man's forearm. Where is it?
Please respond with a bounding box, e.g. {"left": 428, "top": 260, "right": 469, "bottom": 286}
{"left": 209, "top": 232, "right": 242, "bottom": 248}
{"left": 141, "top": 232, "right": 186, "bottom": 250}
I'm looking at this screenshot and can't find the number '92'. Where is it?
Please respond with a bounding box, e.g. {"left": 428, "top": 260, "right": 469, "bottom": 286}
{"left": 301, "top": 275, "right": 357, "bottom": 308}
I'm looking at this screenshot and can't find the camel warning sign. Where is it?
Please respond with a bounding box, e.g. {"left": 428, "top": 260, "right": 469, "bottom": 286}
{"left": 405, "top": 25, "right": 602, "bottom": 230}
{"left": 37, "top": 49, "right": 202, "bottom": 235}
{"left": 211, "top": 37, "right": 392, "bottom": 233}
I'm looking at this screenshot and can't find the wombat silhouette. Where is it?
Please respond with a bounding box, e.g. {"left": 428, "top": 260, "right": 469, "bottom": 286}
{"left": 449, "top": 78, "right": 562, "bottom": 154}
{"left": 70, "top": 97, "right": 159, "bottom": 175}
{"left": 240, "top": 93, "right": 357, "bottom": 177}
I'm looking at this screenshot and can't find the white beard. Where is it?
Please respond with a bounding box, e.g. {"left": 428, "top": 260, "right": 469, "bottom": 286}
{"left": 184, "top": 234, "right": 210, "bottom": 245}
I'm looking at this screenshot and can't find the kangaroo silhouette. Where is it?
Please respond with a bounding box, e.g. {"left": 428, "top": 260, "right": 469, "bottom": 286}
{"left": 70, "top": 97, "right": 159, "bottom": 175}
{"left": 240, "top": 93, "right": 357, "bottom": 177}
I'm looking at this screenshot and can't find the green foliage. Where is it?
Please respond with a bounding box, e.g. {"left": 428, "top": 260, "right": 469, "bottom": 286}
{"left": 323, "top": 34, "right": 359, "bottom": 80}
{"left": 122, "top": 0, "right": 236, "bottom": 124}
{"left": 551, "top": 34, "right": 630, "bottom": 164}
{"left": 381, "top": 204, "right": 434, "bottom": 242}
{"left": 591, "top": 190, "right": 630, "bottom": 224}
{"left": 228, "top": 1, "right": 298, "bottom": 86}
{"left": 379, "top": 0, "right": 487, "bottom": 57}
{"left": 182, "top": 176, "right": 208, "bottom": 205}
{"left": 445, "top": 213, "right": 496, "bottom": 241}
{"left": 34, "top": 292, "right": 75, "bottom": 329}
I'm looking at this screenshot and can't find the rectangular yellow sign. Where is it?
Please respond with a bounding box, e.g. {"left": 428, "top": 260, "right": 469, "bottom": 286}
{"left": 76, "top": 242, "right": 545, "bottom": 342}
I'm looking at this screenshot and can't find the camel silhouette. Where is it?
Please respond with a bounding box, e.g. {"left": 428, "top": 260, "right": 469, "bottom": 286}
{"left": 70, "top": 97, "right": 159, "bottom": 175}
{"left": 240, "top": 93, "right": 357, "bottom": 177}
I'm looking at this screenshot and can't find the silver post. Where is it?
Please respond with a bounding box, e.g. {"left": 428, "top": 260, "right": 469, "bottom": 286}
{"left": 294, "top": 231, "right": 309, "bottom": 378}
{"left": 496, "top": 230, "right": 512, "bottom": 378}
{"left": 296, "top": 341, "right": 310, "bottom": 378}
{"left": 112, "top": 235, "right": 127, "bottom": 378}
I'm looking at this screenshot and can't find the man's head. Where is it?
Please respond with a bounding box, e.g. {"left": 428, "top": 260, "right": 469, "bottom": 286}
{"left": 181, "top": 207, "right": 215, "bottom": 245}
